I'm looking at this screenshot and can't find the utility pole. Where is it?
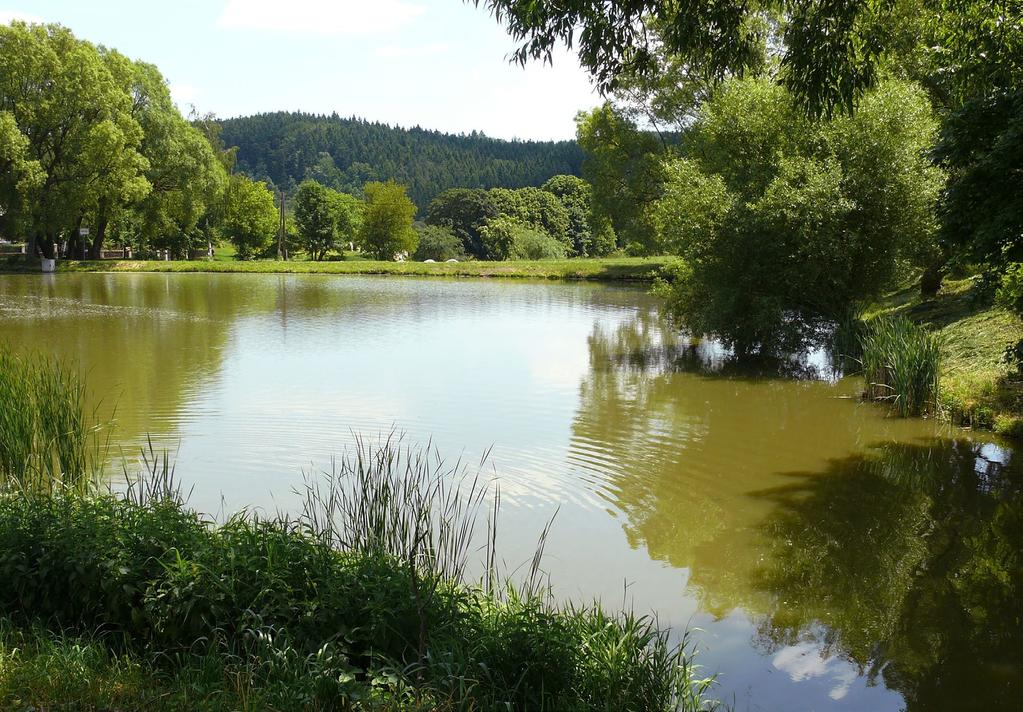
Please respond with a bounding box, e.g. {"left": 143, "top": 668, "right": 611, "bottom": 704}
{"left": 277, "top": 189, "right": 288, "bottom": 261}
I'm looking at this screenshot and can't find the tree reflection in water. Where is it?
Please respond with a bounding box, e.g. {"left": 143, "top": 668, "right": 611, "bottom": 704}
{"left": 754, "top": 440, "right": 1022, "bottom": 711}
{"left": 573, "top": 311, "right": 1022, "bottom": 710}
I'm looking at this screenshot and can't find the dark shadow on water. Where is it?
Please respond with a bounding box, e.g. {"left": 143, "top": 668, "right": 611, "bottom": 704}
{"left": 749, "top": 439, "right": 1023, "bottom": 712}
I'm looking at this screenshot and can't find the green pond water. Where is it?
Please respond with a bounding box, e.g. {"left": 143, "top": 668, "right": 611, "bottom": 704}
{"left": 0, "top": 272, "right": 1020, "bottom": 711}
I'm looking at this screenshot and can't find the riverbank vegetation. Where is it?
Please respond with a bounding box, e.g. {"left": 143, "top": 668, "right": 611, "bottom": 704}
{"left": 2, "top": 255, "right": 667, "bottom": 282}
{"left": 0, "top": 355, "right": 715, "bottom": 710}
{"left": 866, "top": 277, "right": 1023, "bottom": 436}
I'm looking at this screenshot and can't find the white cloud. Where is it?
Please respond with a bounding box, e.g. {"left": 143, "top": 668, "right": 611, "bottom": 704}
{"left": 772, "top": 642, "right": 861, "bottom": 702}
{"left": 0, "top": 9, "right": 44, "bottom": 24}
{"left": 772, "top": 643, "right": 830, "bottom": 682}
{"left": 374, "top": 42, "right": 449, "bottom": 60}
{"left": 217, "top": 0, "right": 425, "bottom": 35}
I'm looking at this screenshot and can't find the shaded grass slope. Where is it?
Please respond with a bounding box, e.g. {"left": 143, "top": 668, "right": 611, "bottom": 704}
{"left": 866, "top": 277, "right": 1023, "bottom": 436}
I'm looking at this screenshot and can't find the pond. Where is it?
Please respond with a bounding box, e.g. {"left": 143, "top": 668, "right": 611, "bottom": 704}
{"left": 1, "top": 272, "right": 1020, "bottom": 711}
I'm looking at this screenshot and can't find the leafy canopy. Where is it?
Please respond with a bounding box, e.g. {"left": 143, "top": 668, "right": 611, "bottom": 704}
{"left": 358, "top": 181, "right": 418, "bottom": 261}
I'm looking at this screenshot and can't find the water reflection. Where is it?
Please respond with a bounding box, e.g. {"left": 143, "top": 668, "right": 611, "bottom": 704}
{"left": 754, "top": 440, "right": 1023, "bottom": 711}
{"left": 573, "top": 312, "right": 1022, "bottom": 710}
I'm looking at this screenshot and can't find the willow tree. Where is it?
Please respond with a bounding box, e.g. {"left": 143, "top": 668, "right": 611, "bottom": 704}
{"left": 98, "top": 52, "right": 227, "bottom": 258}
{"left": 0, "top": 112, "right": 44, "bottom": 239}
{"left": 0, "top": 23, "right": 149, "bottom": 258}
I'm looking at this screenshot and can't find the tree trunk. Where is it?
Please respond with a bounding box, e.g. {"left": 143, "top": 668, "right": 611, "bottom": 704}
{"left": 90, "top": 214, "right": 108, "bottom": 259}
{"left": 67, "top": 215, "right": 84, "bottom": 259}
{"left": 89, "top": 203, "right": 109, "bottom": 259}
{"left": 37, "top": 233, "right": 56, "bottom": 259}
{"left": 921, "top": 259, "right": 946, "bottom": 299}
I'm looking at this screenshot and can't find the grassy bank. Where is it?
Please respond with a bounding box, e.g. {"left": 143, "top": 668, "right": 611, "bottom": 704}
{"left": 0, "top": 473, "right": 714, "bottom": 711}
{"left": 1, "top": 256, "right": 668, "bottom": 282}
{"left": 866, "top": 277, "right": 1023, "bottom": 437}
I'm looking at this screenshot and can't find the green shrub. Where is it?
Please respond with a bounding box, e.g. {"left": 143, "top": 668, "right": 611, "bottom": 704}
{"left": 996, "top": 264, "right": 1023, "bottom": 375}
{"left": 860, "top": 317, "right": 942, "bottom": 417}
{"left": 479, "top": 216, "right": 567, "bottom": 261}
{"left": 997, "top": 263, "right": 1023, "bottom": 315}
{"left": 413, "top": 224, "right": 466, "bottom": 262}
{"left": 509, "top": 227, "right": 568, "bottom": 260}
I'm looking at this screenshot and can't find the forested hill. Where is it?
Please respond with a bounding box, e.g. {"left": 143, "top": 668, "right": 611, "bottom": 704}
{"left": 218, "top": 112, "right": 584, "bottom": 210}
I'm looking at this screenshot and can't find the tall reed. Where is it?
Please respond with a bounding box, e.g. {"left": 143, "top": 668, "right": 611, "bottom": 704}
{"left": 859, "top": 317, "right": 942, "bottom": 417}
{"left": 0, "top": 347, "right": 104, "bottom": 492}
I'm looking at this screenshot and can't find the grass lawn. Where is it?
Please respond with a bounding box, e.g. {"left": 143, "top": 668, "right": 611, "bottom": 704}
{"left": 866, "top": 276, "right": 1023, "bottom": 437}
{"left": 4, "top": 255, "right": 669, "bottom": 282}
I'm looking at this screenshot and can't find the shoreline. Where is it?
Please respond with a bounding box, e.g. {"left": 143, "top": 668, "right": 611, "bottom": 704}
{"left": 0, "top": 256, "right": 668, "bottom": 282}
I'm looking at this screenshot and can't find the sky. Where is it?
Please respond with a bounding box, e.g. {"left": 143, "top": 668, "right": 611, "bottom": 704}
{"left": 0, "top": 1, "right": 600, "bottom": 141}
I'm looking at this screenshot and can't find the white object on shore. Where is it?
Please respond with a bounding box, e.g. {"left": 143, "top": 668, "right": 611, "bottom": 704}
{"left": 445, "top": 258, "right": 459, "bottom": 263}
{"left": 423, "top": 259, "right": 436, "bottom": 263}
{"left": 41, "top": 258, "right": 56, "bottom": 273}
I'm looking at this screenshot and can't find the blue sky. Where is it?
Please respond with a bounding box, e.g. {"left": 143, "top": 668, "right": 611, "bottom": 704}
{"left": 2, "top": 1, "right": 600, "bottom": 140}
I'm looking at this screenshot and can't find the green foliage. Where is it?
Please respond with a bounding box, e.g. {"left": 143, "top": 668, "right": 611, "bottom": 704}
{"left": 293, "top": 180, "right": 336, "bottom": 260}
{"left": 475, "top": 1, "right": 767, "bottom": 102}
{"left": 652, "top": 159, "right": 731, "bottom": 257}
{"left": 358, "top": 181, "right": 418, "bottom": 261}
{"left": 860, "top": 317, "right": 942, "bottom": 417}
{"left": 936, "top": 90, "right": 1023, "bottom": 270}
{"left": 0, "top": 349, "right": 100, "bottom": 493}
{"left": 508, "top": 231, "right": 568, "bottom": 261}
{"left": 0, "top": 112, "right": 43, "bottom": 238}
{"left": 575, "top": 104, "right": 664, "bottom": 252}
{"left": 508, "top": 226, "right": 569, "bottom": 261}
{"left": 0, "top": 22, "right": 150, "bottom": 258}
{"left": 654, "top": 77, "right": 943, "bottom": 354}
{"left": 0, "top": 22, "right": 230, "bottom": 259}
{"left": 478, "top": 216, "right": 566, "bottom": 261}
{"left": 412, "top": 224, "right": 466, "bottom": 262}
{"left": 475, "top": 0, "right": 955, "bottom": 119}
{"left": 425, "top": 188, "right": 498, "bottom": 259}
{"left": 541, "top": 174, "right": 602, "bottom": 255}
{"left": 997, "top": 263, "right": 1023, "bottom": 317}
{"left": 489, "top": 186, "right": 572, "bottom": 248}
{"left": 330, "top": 189, "right": 363, "bottom": 251}
{"left": 0, "top": 435, "right": 714, "bottom": 711}
{"left": 426, "top": 183, "right": 584, "bottom": 260}
{"left": 221, "top": 176, "right": 277, "bottom": 260}
{"left": 997, "top": 263, "right": 1023, "bottom": 375}
{"left": 218, "top": 112, "right": 584, "bottom": 211}
{"left": 293, "top": 180, "right": 363, "bottom": 261}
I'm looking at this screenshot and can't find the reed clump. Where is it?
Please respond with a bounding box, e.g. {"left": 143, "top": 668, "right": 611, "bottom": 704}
{"left": 0, "top": 347, "right": 103, "bottom": 492}
{"left": 859, "top": 317, "right": 942, "bottom": 417}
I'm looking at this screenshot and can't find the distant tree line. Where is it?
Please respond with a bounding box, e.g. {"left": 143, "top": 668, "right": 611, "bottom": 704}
{"left": 423, "top": 176, "right": 616, "bottom": 261}
{"left": 217, "top": 112, "right": 585, "bottom": 213}
{"left": 0, "top": 23, "right": 590, "bottom": 264}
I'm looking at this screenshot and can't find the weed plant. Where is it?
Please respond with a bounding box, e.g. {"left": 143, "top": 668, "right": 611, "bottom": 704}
{"left": 860, "top": 317, "right": 942, "bottom": 417}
